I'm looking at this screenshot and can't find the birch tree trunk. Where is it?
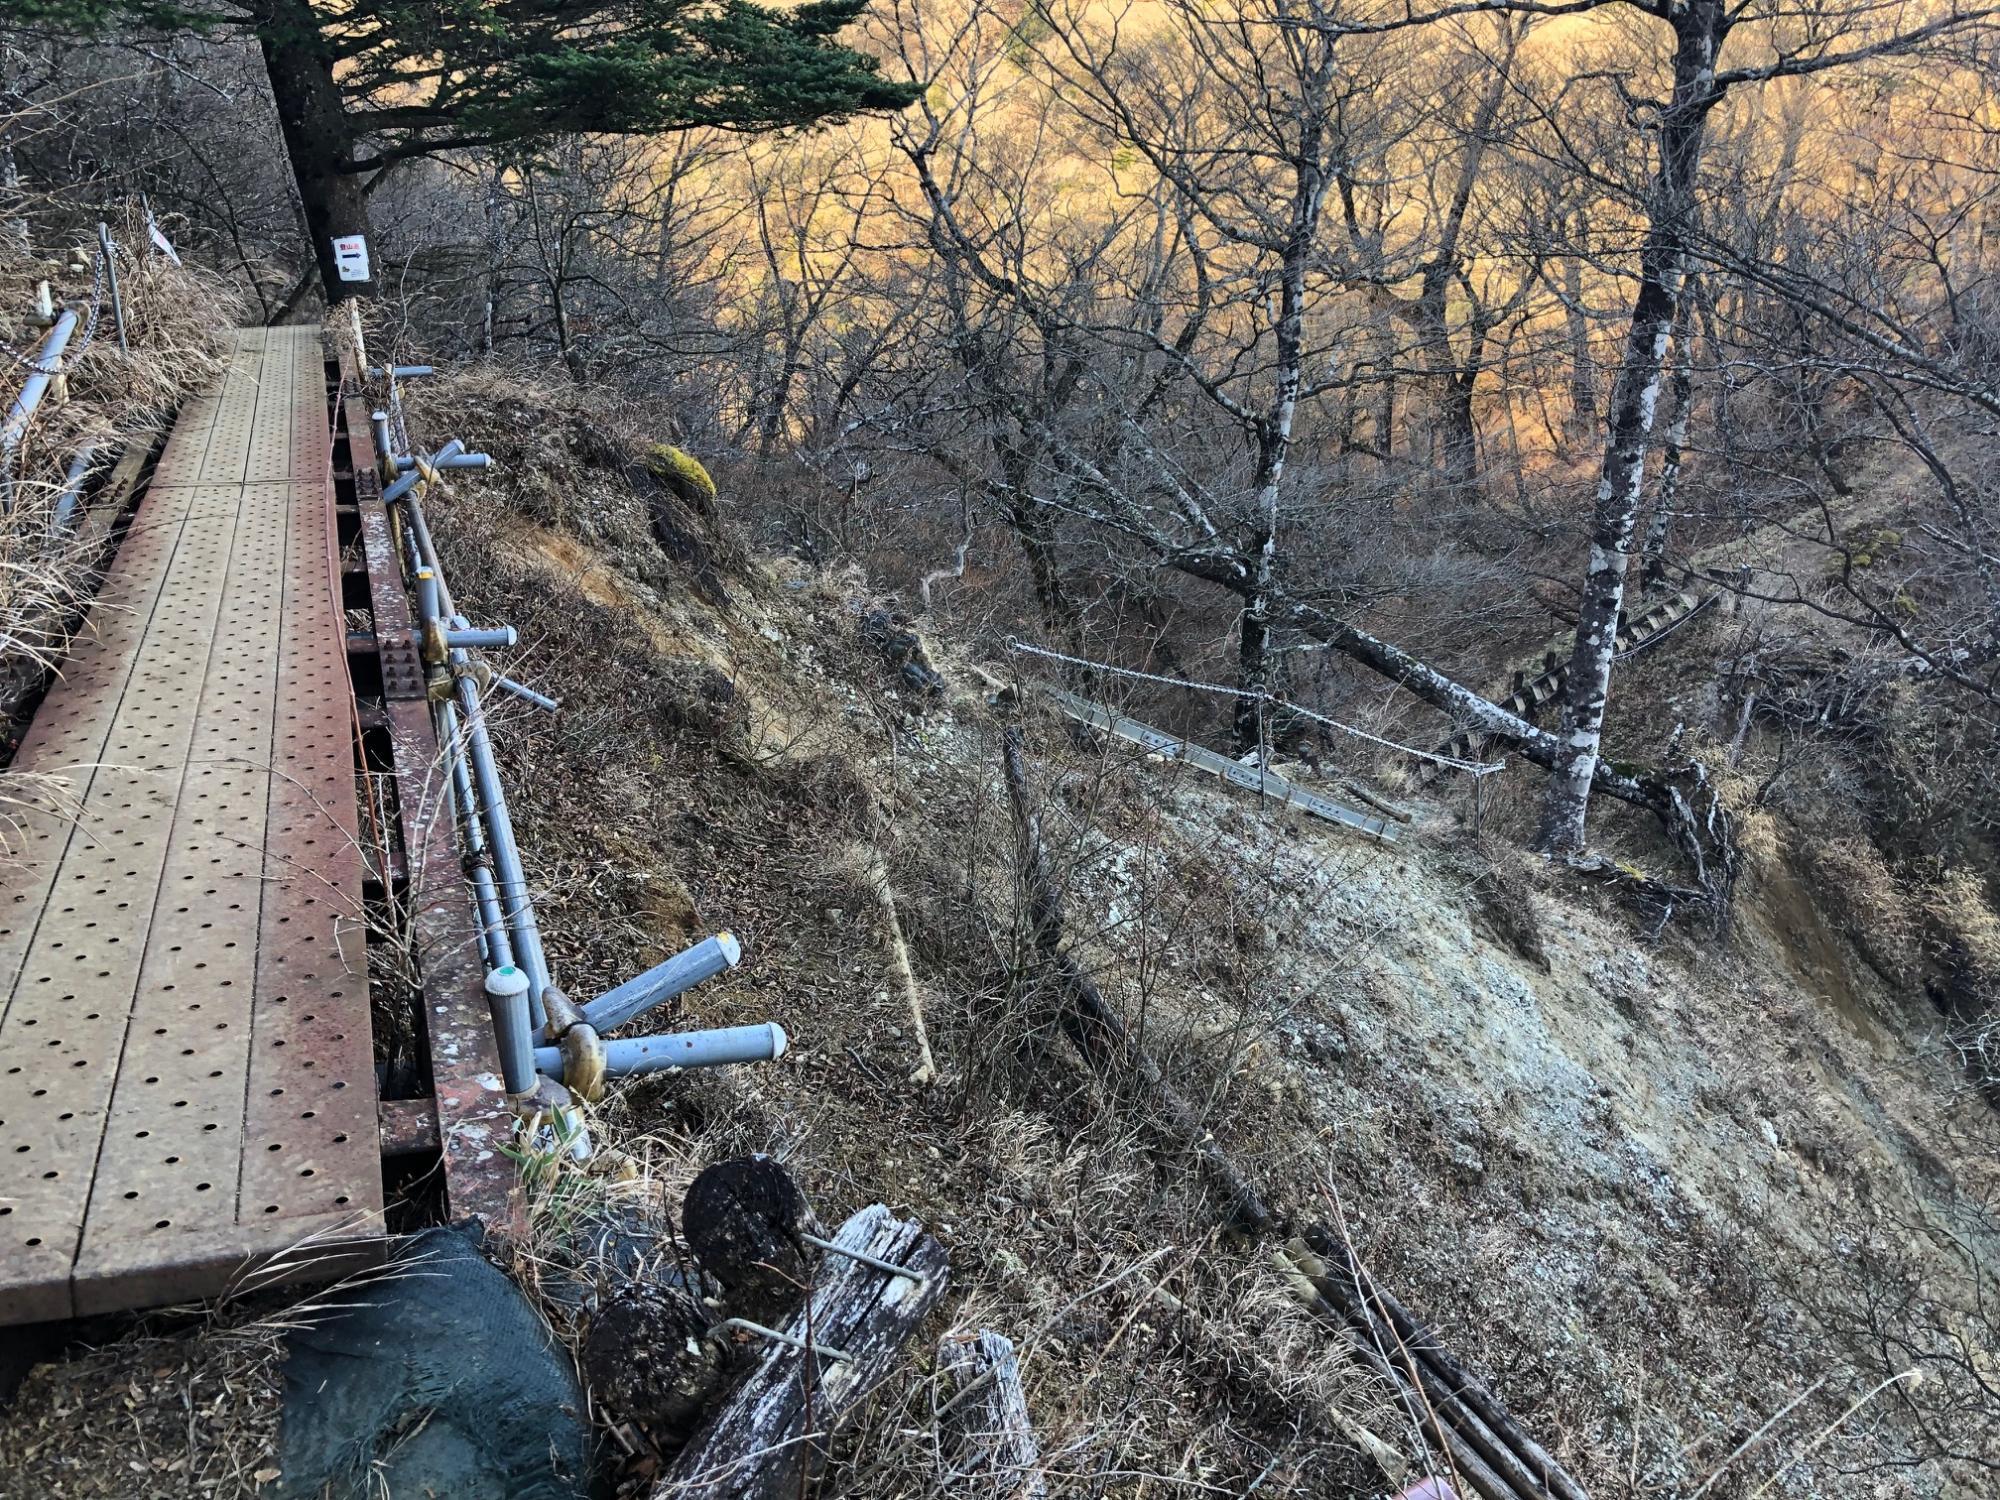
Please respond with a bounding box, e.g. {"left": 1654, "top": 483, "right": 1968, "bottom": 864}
{"left": 1232, "top": 74, "right": 1331, "bottom": 751}
{"left": 480, "top": 167, "right": 505, "bottom": 360}
{"left": 1535, "top": 0, "right": 1724, "bottom": 856}
{"left": 1639, "top": 297, "right": 1695, "bottom": 594}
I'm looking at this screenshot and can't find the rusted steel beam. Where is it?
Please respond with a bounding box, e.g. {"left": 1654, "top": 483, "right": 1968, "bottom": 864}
{"left": 378, "top": 1098, "right": 441, "bottom": 1158}
{"left": 335, "top": 351, "right": 522, "bottom": 1238}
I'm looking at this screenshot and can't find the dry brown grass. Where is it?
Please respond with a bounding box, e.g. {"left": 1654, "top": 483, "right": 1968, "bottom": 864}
{"left": 2, "top": 211, "right": 243, "bottom": 501}
{"left": 0, "top": 1231, "right": 415, "bottom": 1500}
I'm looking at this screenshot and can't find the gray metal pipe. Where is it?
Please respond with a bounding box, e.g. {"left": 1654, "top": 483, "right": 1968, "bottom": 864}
{"left": 437, "top": 697, "right": 515, "bottom": 972}
{"left": 395, "top": 453, "right": 490, "bottom": 472}
{"left": 452, "top": 668, "right": 551, "bottom": 1024}
{"left": 50, "top": 444, "right": 97, "bottom": 534}
{"left": 415, "top": 567, "right": 441, "bottom": 626}
{"left": 584, "top": 932, "right": 743, "bottom": 1034}
{"left": 369, "top": 410, "right": 393, "bottom": 467}
{"left": 485, "top": 964, "right": 536, "bottom": 1095}
{"left": 392, "top": 452, "right": 554, "bottom": 1030}
{"left": 369, "top": 364, "right": 436, "bottom": 379}
{"left": 495, "top": 676, "right": 560, "bottom": 713}
{"left": 533, "top": 1022, "right": 787, "bottom": 1079}
{"left": 2, "top": 309, "right": 79, "bottom": 467}
{"left": 401, "top": 492, "right": 442, "bottom": 584}
{"left": 444, "top": 626, "right": 516, "bottom": 650}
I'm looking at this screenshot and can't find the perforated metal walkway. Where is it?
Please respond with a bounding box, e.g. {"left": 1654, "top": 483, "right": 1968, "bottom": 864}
{"left": 0, "top": 327, "right": 381, "bottom": 1323}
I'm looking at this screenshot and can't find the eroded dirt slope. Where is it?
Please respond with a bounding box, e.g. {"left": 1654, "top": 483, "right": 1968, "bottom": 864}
{"left": 407, "top": 371, "right": 2000, "bottom": 1499}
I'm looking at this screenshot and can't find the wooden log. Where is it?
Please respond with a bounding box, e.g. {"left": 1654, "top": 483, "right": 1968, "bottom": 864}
{"left": 1271, "top": 1246, "right": 1516, "bottom": 1500}
{"left": 1339, "top": 778, "right": 1415, "bottom": 824}
{"left": 1001, "top": 726, "right": 1276, "bottom": 1233}
{"left": 1286, "top": 1238, "right": 1583, "bottom": 1500}
{"left": 1140, "top": 1277, "right": 1408, "bottom": 1485}
{"left": 657, "top": 1203, "right": 950, "bottom": 1500}
{"left": 860, "top": 831, "right": 938, "bottom": 1086}
{"left": 935, "top": 1329, "right": 1047, "bottom": 1498}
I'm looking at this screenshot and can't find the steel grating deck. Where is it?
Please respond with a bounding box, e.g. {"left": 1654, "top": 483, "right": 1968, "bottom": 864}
{"left": 0, "top": 327, "right": 382, "bottom": 1324}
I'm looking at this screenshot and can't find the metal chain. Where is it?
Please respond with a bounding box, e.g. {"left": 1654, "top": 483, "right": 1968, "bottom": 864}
{"left": 1005, "top": 637, "right": 1506, "bottom": 776}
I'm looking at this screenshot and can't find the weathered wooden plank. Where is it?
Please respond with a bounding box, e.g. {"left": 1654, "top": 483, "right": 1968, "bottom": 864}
{"left": 935, "top": 1329, "right": 1046, "bottom": 1499}
{"left": 658, "top": 1203, "right": 950, "bottom": 1500}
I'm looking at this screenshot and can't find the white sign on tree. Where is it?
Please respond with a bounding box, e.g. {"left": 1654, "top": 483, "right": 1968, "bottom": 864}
{"left": 332, "top": 235, "right": 371, "bottom": 283}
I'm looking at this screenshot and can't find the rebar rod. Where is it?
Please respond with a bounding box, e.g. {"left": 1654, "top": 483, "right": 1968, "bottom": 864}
{"left": 583, "top": 933, "right": 742, "bottom": 1033}
{"left": 97, "top": 224, "right": 126, "bottom": 354}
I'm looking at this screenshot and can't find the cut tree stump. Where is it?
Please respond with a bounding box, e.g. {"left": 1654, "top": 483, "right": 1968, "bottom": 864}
{"left": 682, "top": 1154, "right": 817, "bottom": 1326}
{"left": 582, "top": 1282, "right": 728, "bottom": 1441}
{"left": 935, "top": 1329, "right": 1046, "bottom": 1498}
{"left": 656, "top": 1203, "right": 950, "bottom": 1500}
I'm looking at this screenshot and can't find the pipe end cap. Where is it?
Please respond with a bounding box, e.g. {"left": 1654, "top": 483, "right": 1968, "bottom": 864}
{"left": 484, "top": 964, "right": 532, "bottom": 998}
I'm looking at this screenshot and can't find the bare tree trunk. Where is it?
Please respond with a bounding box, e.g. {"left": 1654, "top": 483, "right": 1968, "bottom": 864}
{"left": 1536, "top": 0, "right": 1722, "bottom": 856}
{"left": 1640, "top": 296, "right": 1696, "bottom": 593}
{"left": 480, "top": 166, "right": 505, "bottom": 360}
{"left": 1561, "top": 222, "right": 1596, "bottom": 441}
{"left": 1233, "top": 139, "right": 1325, "bottom": 751}
{"left": 0, "top": 143, "right": 28, "bottom": 251}
{"left": 1405, "top": 25, "right": 1517, "bottom": 497}
{"left": 254, "top": 0, "right": 375, "bottom": 302}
